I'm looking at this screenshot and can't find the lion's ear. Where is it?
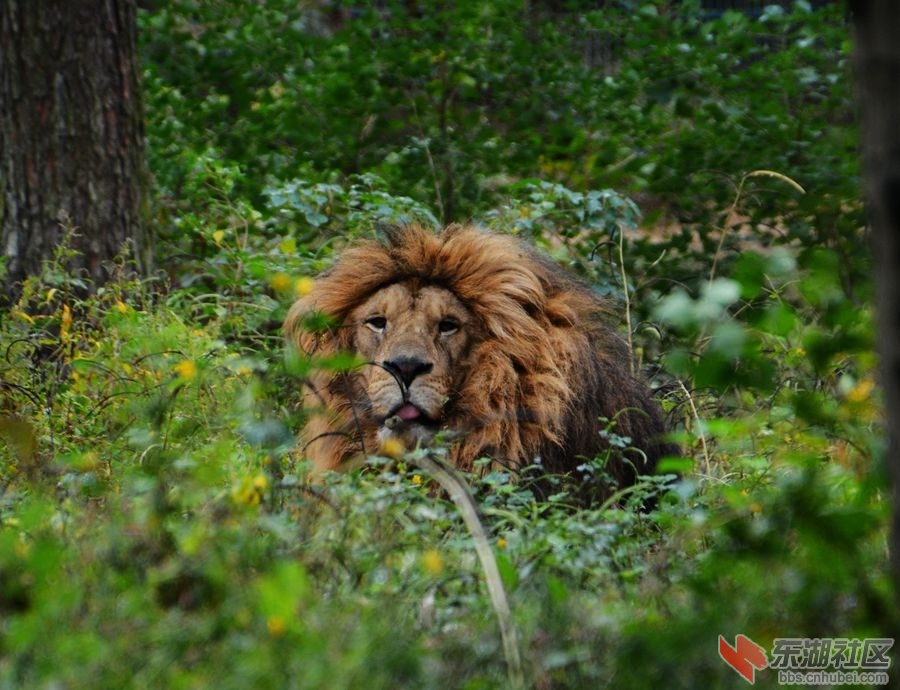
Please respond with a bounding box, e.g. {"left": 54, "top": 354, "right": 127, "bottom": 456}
{"left": 376, "top": 221, "right": 441, "bottom": 249}
{"left": 375, "top": 222, "right": 406, "bottom": 247}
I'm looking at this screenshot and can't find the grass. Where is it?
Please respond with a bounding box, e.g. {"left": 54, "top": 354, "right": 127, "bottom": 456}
{"left": 0, "top": 213, "right": 890, "bottom": 689}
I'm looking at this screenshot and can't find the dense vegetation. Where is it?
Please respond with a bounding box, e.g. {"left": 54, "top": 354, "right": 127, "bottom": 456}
{"left": 0, "top": 1, "right": 890, "bottom": 688}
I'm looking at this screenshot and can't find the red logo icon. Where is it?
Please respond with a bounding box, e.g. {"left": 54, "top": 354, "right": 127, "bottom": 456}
{"left": 719, "top": 634, "right": 769, "bottom": 684}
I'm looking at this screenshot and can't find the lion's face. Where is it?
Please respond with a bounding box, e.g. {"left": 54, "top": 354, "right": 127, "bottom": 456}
{"left": 288, "top": 224, "right": 673, "bottom": 494}
{"left": 347, "top": 281, "right": 478, "bottom": 446}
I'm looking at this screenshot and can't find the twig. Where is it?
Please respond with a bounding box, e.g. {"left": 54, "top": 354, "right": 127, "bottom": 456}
{"left": 617, "top": 225, "right": 635, "bottom": 375}
{"left": 409, "top": 450, "right": 524, "bottom": 690}
{"left": 709, "top": 169, "right": 805, "bottom": 284}
{"left": 677, "top": 379, "right": 710, "bottom": 477}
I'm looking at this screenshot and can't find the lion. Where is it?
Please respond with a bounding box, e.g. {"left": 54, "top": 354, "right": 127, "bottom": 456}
{"left": 285, "top": 223, "right": 676, "bottom": 501}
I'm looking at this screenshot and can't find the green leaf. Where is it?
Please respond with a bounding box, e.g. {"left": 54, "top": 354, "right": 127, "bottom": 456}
{"left": 758, "top": 303, "right": 798, "bottom": 338}
{"left": 316, "top": 351, "right": 366, "bottom": 372}
{"left": 653, "top": 290, "right": 695, "bottom": 328}
{"left": 494, "top": 551, "right": 519, "bottom": 591}
{"left": 255, "top": 561, "right": 310, "bottom": 621}
{"left": 701, "top": 278, "right": 741, "bottom": 308}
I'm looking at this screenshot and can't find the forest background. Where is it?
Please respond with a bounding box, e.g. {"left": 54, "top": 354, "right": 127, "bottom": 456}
{"left": 0, "top": 1, "right": 891, "bottom": 688}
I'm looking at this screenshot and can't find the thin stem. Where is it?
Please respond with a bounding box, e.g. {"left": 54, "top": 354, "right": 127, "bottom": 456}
{"left": 618, "top": 226, "right": 635, "bottom": 375}
{"left": 410, "top": 450, "right": 524, "bottom": 690}
{"left": 708, "top": 169, "right": 805, "bottom": 284}
{"left": 678, "top": 379, "right": 710, "bottom": 477}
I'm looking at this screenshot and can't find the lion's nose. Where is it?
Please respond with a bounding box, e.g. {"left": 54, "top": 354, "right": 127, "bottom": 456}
{"left": 383, "top": 356, "right": 433, "bottom": 387}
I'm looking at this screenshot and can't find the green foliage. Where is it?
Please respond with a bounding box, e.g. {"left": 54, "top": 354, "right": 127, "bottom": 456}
{"left": 0, "top": 1, "right": 889, "bottom": 688}
{"left": 140, "top": 1, "right": 857, "bottom": 250}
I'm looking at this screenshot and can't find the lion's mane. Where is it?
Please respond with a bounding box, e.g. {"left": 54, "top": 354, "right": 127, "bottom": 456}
{"left": 285, "top": 223, "right": 675, "bottom": 497}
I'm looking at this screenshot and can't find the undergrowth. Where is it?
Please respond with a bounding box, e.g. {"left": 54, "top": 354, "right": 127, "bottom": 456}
{"left": 0, "top": 175, "right": 890, "bottom": 689}
{"left": 0, "top": 2, "right": 892, "bottom": 688}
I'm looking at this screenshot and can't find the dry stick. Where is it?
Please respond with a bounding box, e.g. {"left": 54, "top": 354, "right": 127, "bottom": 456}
{"left": 617, "top": 224, "right": 636, "bottom": 376}
{"left": 409, "top": 450, "right": 525, "bottom": 690}
{"left": 708, "top": 169, "right": 805, "bottom": 284}
{"left": 678, "top": 379, "right": 711, "bottom": 478}
{"left": 615, "top": 225, "right": 668, "bottom": 371}
{"left": 708, "top": 173, "right": 749, "bottom": 285}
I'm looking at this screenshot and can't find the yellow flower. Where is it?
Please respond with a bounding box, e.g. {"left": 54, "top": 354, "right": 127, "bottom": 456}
{"left": 411, "top": 474, "right": 422, "bottom": 485}
{"left": 421, "top": 549, "right": 444, "bottom": 575}
{"left": 497, "top": 537, "right": 508, "bottom": 550}
{"left": 266, "top": 615, "right": 286, "bottom": 637}
{"left": 212, "top": 230, "right": 226, "bottom": 246}
{"left": 379, "top": 437, "right": 405, "bottom": 459}
{"left": 174, "top": 359, "right": 198, "bottom": 381}
{"left": 232, "top": 474, "right": 268, "bottom": 507}
{"left": 294, "top": 276, "right": 316, "bottom": 297}
{"left": 270, "top": 272, "right": 293, "bottom": 293}
{"left": 253, "top": 474, "right": 269, "bottom": 492}
{"left": 847, "top": 377, "right": 875, "bottom": 404}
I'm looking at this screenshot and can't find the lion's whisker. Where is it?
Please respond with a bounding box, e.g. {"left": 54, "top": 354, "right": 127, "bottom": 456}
{"left": 301, "top": 430, "right": 352, "bottom": 454}
{"left": 367, "top": 360, "right": 410, "bottom": 398}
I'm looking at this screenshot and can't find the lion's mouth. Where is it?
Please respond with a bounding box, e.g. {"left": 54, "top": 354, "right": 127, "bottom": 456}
{"left": 384, "top": 403, "right": 440, "bottom": 428}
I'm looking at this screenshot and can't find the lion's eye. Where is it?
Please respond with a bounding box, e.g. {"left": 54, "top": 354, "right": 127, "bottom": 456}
{"left": 365, "top": 316, "right": 387, "bottom": 333}
{"left": 437, "top": 319, "right": 459, "bottom": 336}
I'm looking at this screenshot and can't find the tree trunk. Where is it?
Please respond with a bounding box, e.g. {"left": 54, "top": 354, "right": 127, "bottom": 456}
{"left": 0, "top": 0, "right": 151, "bottom": 302}
{"left": 851, "top": 0, "right": 900, "bottom": 596}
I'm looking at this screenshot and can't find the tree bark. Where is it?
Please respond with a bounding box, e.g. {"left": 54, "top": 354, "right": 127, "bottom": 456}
{"left": 0, "top": 0, "right": 151, "bottom": 301}
{"left": 851, "top": 0, "right": 900, "bottom": 596}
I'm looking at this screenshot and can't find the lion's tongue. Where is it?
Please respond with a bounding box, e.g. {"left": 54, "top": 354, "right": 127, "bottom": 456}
{"left": 395, "top": 404, "right": 422, "bottom": 422}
